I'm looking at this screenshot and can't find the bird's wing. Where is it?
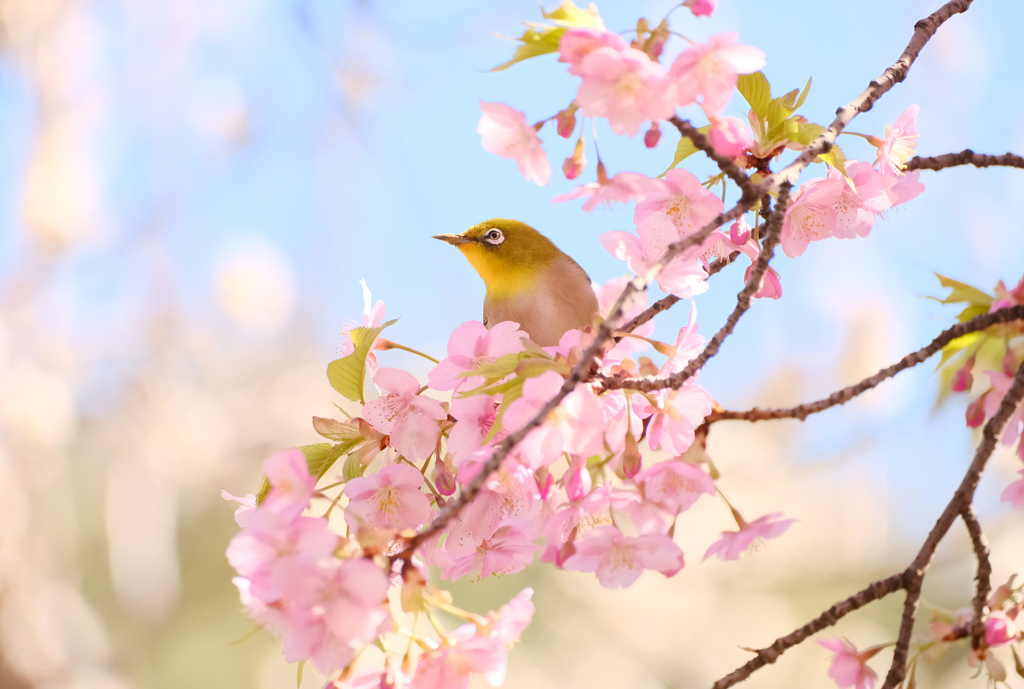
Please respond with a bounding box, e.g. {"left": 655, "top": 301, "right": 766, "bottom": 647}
{"left": 482, "top": 310, "right": 489, "bottom": 327}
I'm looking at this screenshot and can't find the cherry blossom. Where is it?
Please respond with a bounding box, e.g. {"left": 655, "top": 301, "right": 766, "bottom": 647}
{"left": 478, "top": 101, "right": 550, "bottom": 185}
{"left": 875, "top": 105, "right": 919, "bottom": 176}
{"left": 428, "top": 320, "right": 526, "bottom": 392}
{"left": 634, "top": 168, "right": 724, "bottom": 240}
{"left": 438, "top": 524, "right": 540, "bottom": 581}
{"left": 562, "top": 524, "right": 685, "bottom": 588}
{"left": 558, "top": 27, "right": 628, "bottom": 76}
{"left": 574, "top": 46, "right": 678, "bottom": 136}
{"left": 704, "top": 512, "right": 796, "bottom": 561}
{"left": 410, "top": 590, "right": 535, "bottom": 689}
{"left": 502, "top": 370, "right": 606, "bottom": 466}
{"left": 553, "top": 168, "right": 662, "bottom": 211}
{"left": 447, "top": 393, "right": 506, "bottom": 464}
{"left": 985, "top": 610, "right": 1019, "bottom": 646}
{"left": 1001, "top": 469, "right": 1024, "bottom": 510}
{"left": 780, "top": 176, "right": 845, "bottom": 258}
{"left": 817, "top": 637, "right": 879, "bottom": 689}
{"left": 261, "top": 448, "right": 316, "bottom": 519}
{"left": 364, "top": 368, "right": 447, "bottom": 461}
{"left": 634, "top": 460, "right": 716, "bottom": 516}
{"left": 671, "top": 32, "right": 766, "bottom": 115}
{"left": 709, "top": 116, "right": 753, "bottom": 157}
{"left": 601, "top": 226, "right": 709, "bottom": 300}
{"left": 339, "top": 280, "right": 387, "bottom": 376}
{"left": 344, "top": 463, "right": 432, "bottom": 531}
{"left": 682, "top": 0, "right": 717, "bottom": 17}
{"left": 634, "top": 382, "right": 714, "bottom": 455}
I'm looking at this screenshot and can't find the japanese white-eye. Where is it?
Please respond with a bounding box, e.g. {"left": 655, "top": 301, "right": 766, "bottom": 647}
{"left": 433, "top": 219, "right": 600, "bottom": 347}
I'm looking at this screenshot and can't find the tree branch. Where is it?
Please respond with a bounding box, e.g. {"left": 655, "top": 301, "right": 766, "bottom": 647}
{"left": 907, "top": 149, "right": 1024, "bottom": 172}
{"left": 959, "top": 504, "right": 992, "bottom": 652}
{"left": 669, "top": 116, "right": 757, "bottom": 197}
{"left": 706, "top": 305, "right": 1024, "bottom": 423}
{"left": 760, "top": 0, "right": 976, "bottom": 194}
{"left": 618, "top": 252, "right": 739, "bottom": 337}
{"left": 602, "top": 184, "right": 791, "bottom": 392}
{"left": 881, "top": 356, "right": 1024, "bottom": 689}
{"left": 711, "top": 573, "right": 908, "bottom": 689}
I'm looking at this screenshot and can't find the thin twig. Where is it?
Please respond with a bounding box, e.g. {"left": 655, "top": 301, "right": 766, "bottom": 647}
{"left": 669, "top": 116, "right": 757, "bottom": 196}
{"left": 959, "top": 504, "right": 992, "bottom": 652}
{"left": 907, "top": 150, "right": 1024, "bottom": 172}
{"left": 711, "top": 573, "right": 908, "bottom": 689}
{"left": 602, "top": 185, "right": 792, "bottom": 392}
{"left": 706, "top": 305, "right": 1024, "bottom": 423}
{"left": 618, "top": 252, "right": 739, "bottom": 337}
{"left": 881, "top": 357, "right": 1024, "bottom": 689}
{"left": 760, "top": 0, "right": 976, "bottom": 194}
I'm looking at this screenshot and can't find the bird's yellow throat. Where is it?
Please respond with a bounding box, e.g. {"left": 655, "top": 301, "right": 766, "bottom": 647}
{"left": 456, "top": 243, "right": 545, "bottom": 299}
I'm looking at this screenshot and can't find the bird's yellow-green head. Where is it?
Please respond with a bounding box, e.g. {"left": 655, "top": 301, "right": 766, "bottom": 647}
{"left": 433, "top": 219, "right": 564, "bottom": 298}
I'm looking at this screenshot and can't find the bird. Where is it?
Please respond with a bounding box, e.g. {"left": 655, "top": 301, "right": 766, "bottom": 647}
{"left": 433, "top": 218, "right": 600, "bottom": 347}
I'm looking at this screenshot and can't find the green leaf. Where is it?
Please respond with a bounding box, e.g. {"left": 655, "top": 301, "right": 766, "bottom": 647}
{"left": 491, "top": 1, "right": 603, "bottom": 71}
{"left": 736, "top": 72, "right": 772, "bottom": 119}
{"left": 300, "top": 442, "right": 350, "bottom": 480}
{"left": 491, "top": 28, "right": 564, "bottom": 71}
{"left": 312, "top": 416, "right": 361, "bottom": 442}
{"left": 541, "top": 0, "right": 604, "bottom": 27}
{"left": 790, "top": 120, "right": 824, "bottom": 146}
{"left": 660, "top": 125, "right": 712, "bottom": 176}
{"left": 342, "top": 453, "right": 368, "bottom": 482}
{"left": 778, "top": 87, "right": 799, "bottom": 110}
{"left": 793, "top": 76, "right": 812, "bottom": 110}
{"left": 934, "top": 273, "right": 994, "bottom": 308}
{"left": 461, "top": 350, "right": 530, "bottom": 382}
{"left": 327, "top": 319, "right": 397, "bottom": 404}
{"left": 296, "top": 661, "right": 305, "bottom": 688}
{"left": 817, "top": 144, "right": 848, "bottom": 178}
{"left": 765, "top": 98, "right": 793, "bottom": 131}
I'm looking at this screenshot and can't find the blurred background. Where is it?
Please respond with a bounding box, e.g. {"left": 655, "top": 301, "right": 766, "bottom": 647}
{"left": 0, "top": 0, "right": 1022, "bottom": 687}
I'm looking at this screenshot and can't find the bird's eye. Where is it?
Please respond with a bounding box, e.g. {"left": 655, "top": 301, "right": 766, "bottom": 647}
{"left": 484, "top": 229, "right": 505, "bottom": 245}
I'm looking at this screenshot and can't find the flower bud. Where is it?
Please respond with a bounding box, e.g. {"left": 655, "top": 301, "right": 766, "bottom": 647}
{"left": 622, "top": 430, "right": 642, "bottom": 478}
{"left": 556, "top": 106, "right": 578, "bottom": 138}
{"left": 951, "top": 356, "right": 975, "bottom": 392}
{"left": 985, "top": 611, "right": 1018, "bottom": 647}
{"left": 562, "top": 135, "right": 587, "bottom": 180}
{"left": 644, "top": 123, "right": 661, "bottom": 148}
{"left": 965, "top": 395, "right": 987, "bottom": 428}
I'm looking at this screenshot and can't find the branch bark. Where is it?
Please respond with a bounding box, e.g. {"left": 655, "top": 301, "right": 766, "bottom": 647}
{"left": 706, "top": 305, "right": 1024, "bottom": 423}
{"left": 907, "top": 149, "right": 1024, "bottom": 172}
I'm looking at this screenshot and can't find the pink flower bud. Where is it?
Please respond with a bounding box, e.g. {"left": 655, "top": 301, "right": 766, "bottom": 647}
{"left": 709, "top": 116, "right": 753, "bottom": 157}
{"left": 985, "top": 611, "right": 1018, "bottom": 647}
{"left": 682, "top": 0, "right": 717, "bottom": 17}
{"left": 644, "top": 123, "right": 662, "bottom": 148}
{"left": 433, "top": 456, "right": 457, "bottom": 496}
{"left": 621, "top": 431, "right": 642, "bottom": 478}
{"left": 562, "top": 135, "right": 587, "bottom": 180}
{"left": 729, "top": 219, "right": 750, "bottom": 246}
{"left": 965, "top": 396, "right": 987, "bottom": 428}
{"left": 951, "top": 356, "right": 975, "bottom": 392}
{"left": 556, "top": 106, "right": 578, "bottom": 138}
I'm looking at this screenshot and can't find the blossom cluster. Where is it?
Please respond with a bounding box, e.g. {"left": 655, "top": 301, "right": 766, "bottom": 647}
{"left": 816, "top": 575, "right": 1023, "bottom": 689}
{"left": 224, "top": 280, "right": 794, "bottom": 683}
{"left": 941, "top": 272, "right": 1024, "bottom": 508}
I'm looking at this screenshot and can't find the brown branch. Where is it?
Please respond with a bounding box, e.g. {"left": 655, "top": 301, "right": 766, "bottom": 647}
{"left": 602, "top": 184, "right": 792, "bottom": 392}
{"left": 707, "top": 304, "right": 1024, "bottom": 423}
{"left": 959, "top": 504, "right": 992, "bottom": 652}
{"left": 618, "top": 252, "right": 739, "bottom": 337}
{"left": 669, "top": 116, "right": 757, "bottom": 197}
{"left": 711, "top": 573, "right": 908, "bottom": 689}
{"left": 881, "top": 356, "right": 1024, "bottom": 689}
{"left": 907, "top": 149, "right": 1024, "bottom": 172}
{"left": 760, "top": 0, "right": 976, "bottom": 194}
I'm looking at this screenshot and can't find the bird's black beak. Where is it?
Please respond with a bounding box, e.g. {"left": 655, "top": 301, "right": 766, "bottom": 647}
{"left": 433, "top": 233, "right": 473, "bottom": 246}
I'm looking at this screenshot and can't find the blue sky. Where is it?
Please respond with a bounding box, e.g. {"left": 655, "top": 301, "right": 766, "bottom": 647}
{"left": 2, "top": 0, "right": 1022, "bottom": 532}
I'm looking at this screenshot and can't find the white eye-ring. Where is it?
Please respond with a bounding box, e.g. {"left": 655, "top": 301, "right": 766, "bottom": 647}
{"left": 484, "top": 228, "right": 505, "bottom": 245}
